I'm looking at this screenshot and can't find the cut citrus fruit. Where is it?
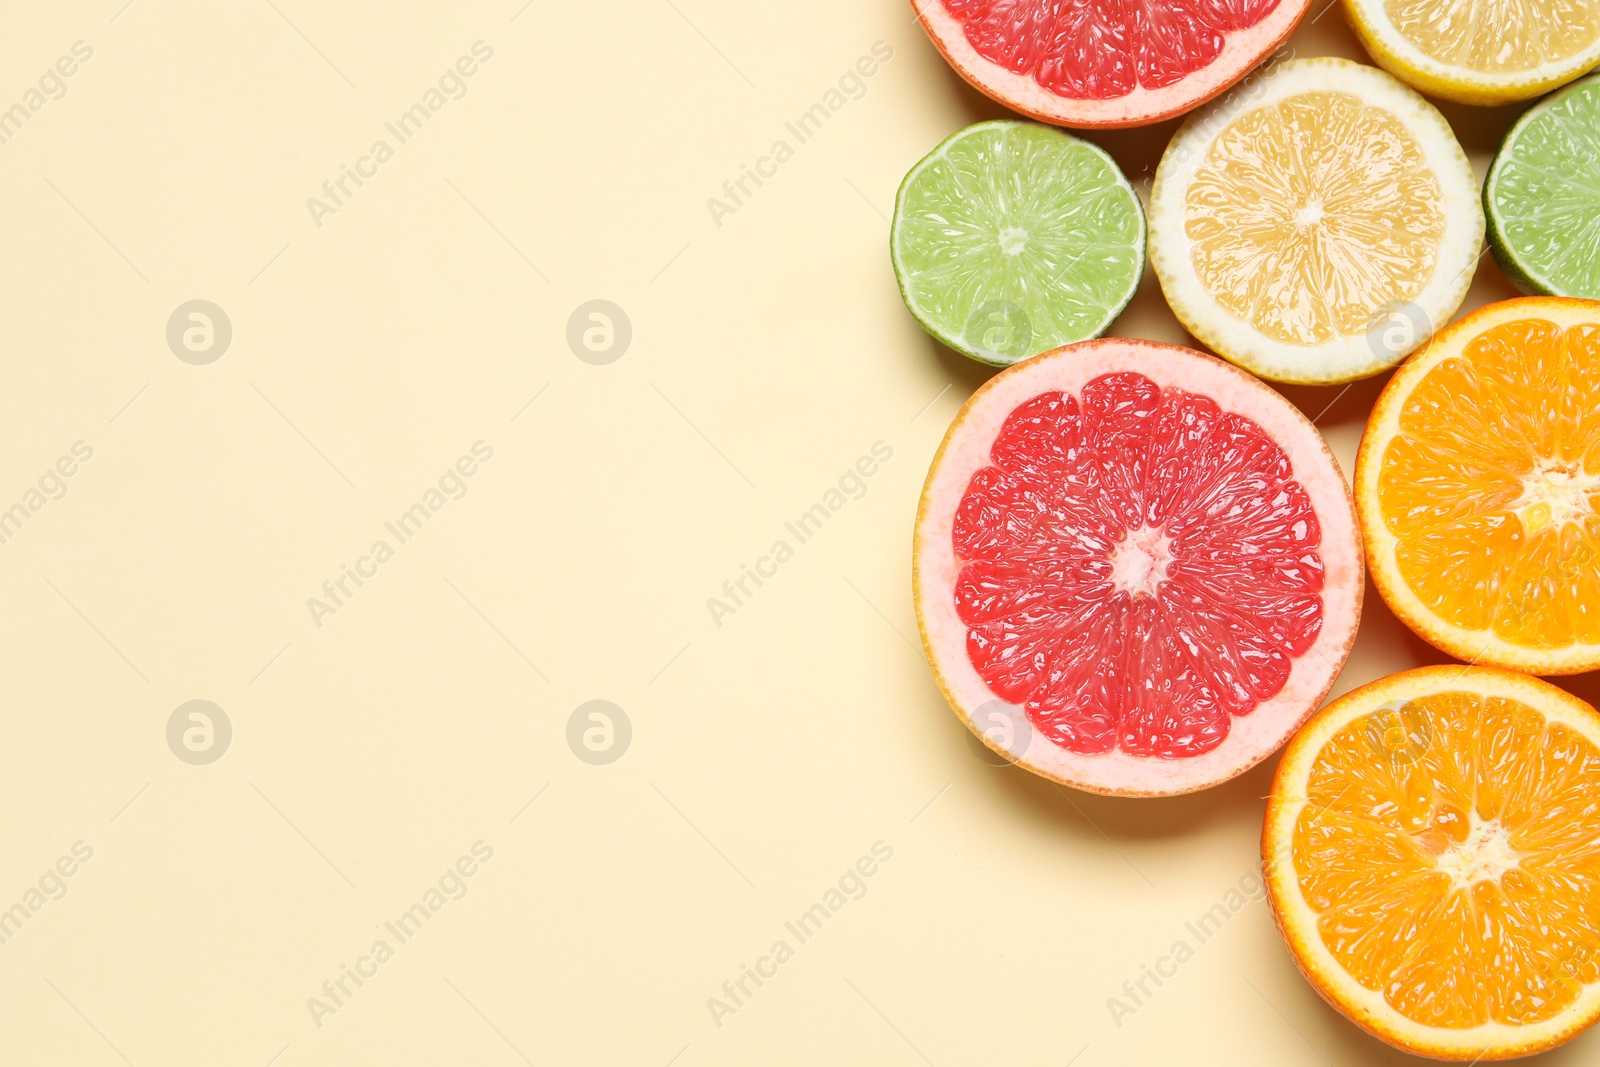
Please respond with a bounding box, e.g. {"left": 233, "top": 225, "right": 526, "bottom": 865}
{"left": 1345, "top": 0, "right": 1600, "bottom": 105}
{"left": 913, "top": 0, "right": 1311, "bottom": 128}
{"left": 1150, "top": 57, "right": 1484, "bottom": 384}
{"left": 892, "top": 121, "right": 1146, "bottom": 367}
{"left": 1356, "top": 296, "right": 1600, "bottom": 675}
{"left": 914, "top": 338, "right": 1361, "bottom": 796}
{"left": 1487, "top": 72, "right": 1600, "bottom": 300}
{"left": 1265, "top": 665, "right": 1600, "bottom": 1060}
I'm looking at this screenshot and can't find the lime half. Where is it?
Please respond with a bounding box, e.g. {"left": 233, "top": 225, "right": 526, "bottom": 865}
{"left": 1487, "top": 72, "right": 1600, "bottom": 298}
{"left": 891, "top": 120, "right": 1145, "bottom": 367}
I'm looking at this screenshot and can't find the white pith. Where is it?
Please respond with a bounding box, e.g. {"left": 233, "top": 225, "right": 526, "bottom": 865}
{"left": 914, "top": 338, "right": 1362, "bottom": 797}
{"left": 1436, "top": 815, "right": 1521, "bottom": 890}
{"left": 1110, "top": 525, "right": 1174, "bottom": 598}
{"left": 1513, "top": 460, "right": 1600, "bottom": 533}
{"left": 1356, "top": 297, "right": 1600, "bottom": 675}
{"left": 1345, "top": 0, "right": 1600, "bottom": 103}
{"left": 912, "top": 0, "right": 1312, "bottom": 128}
{"left": 1149, "top": 57, "right": 1484, "bottom": 384}
{"left": 1266, "top": 666, "right": 1600, "bottom": 1059}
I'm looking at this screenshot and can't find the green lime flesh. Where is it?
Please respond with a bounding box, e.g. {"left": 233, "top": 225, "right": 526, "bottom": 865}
{"left": 1486, "top": 73, "right": 1600, "bottom": 299}
{"left": 891, "top": 120, "right": 1146, "bottom": 367}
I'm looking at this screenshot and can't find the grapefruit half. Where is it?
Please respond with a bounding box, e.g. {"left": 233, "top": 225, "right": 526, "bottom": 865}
{"left": 913, "top": 0, "right": 1313, "bottom": 128}
{"left": 914, "top": 338, "right": 1362, "bottom": 796}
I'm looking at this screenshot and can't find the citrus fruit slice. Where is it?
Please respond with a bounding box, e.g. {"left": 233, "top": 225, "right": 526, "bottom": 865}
{"left": 1150, "top": 57, "right": 1484, "bottom": 384}
{"left": 1345, "top": 0, "right": 1600, "bottom": 105}
{"left": 913, "top": 0, "right": 1311, "bottom": 128}
{"left": 1487, "top": 73, "right": 1600, "bottom": 300}
{"left": 913, "top": 338, "right": 1362, "bottom": 796}
{"left": 1265, "top": 665, "right": 1600, "bottom": 1060}
{"left": 892, "top": 121, "right": 1146, "bottom": 367}
{"left": 1356, "top": 296, "right": 1600, "bottom": 675}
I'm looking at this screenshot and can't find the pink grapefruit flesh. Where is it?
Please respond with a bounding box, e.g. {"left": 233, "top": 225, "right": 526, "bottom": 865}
{"left": 914, "top": 339, "right": 1362, "bottom": 795}
{"left": 914, "top": 0, "right": 1313, "bottom": 128}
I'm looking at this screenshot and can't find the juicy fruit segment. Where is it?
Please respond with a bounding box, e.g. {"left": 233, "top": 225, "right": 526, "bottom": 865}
{"left": 1375, "top": 316, "right": 1600, "bottom": 650}
{"left": 1294, "top": 688, "right": 1600, "bottom": 1029}
{"left": 1488, "top": 75, "right": 1600, "bottom": 299}
{"left": 952, "top": 372, "right": 1324, "bottom": 758}
{"left": 893, "top": 122, "right": 1145, "bottom": 365}
{"left": 1186, "top": 90, "right": 1446, "bottom": 346}
{"left": 942, "top": 0, "right": 1283, "bottom": 99}
{"left": 1385, "top": 0, "right": 1600, "bottom": 72}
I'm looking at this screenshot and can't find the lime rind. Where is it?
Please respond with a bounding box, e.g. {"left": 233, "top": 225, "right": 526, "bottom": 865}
{"left": 891, "top": 120, "right": 1146, "bottom": 367}
{"left": 1486, "top": 73, "right": 1600, "bottom": 299}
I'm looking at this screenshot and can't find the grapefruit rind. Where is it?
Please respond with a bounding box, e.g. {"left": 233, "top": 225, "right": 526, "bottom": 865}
{"left": 1355, "top": 296, "right": 1600, "bottom": 675}
{"left": 911, "top": 0, "right": 1312, "bottom": 129}
{"left": 1149, "top": 57, "right": 1483, "bottom": 385}
{"left": 1264, "top": 665, "right": 1600, "bottom": 1061}
{"left": 1344, "top": 0, "right": 1600, "bottom": 106}
{"left": 914, "top": 338, "right": 1363, "bottom": 796}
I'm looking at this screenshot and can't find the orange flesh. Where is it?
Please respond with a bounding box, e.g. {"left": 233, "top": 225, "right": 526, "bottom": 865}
{"left": 1295, "top": 690, "right": 1600, "bottom": 1027}
{"left": 1377, "top": 318, "right": 1600, "bottom": 649}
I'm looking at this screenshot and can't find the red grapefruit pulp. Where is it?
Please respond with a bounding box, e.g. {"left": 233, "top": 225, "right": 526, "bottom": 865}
{"left": 914, "top": 339, "right": 1361, "bottom": 795}
{"left": 915, "top": 0, "right": 1312, "bottom": 128}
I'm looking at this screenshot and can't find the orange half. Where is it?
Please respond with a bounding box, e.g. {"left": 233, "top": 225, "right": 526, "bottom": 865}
{"left": 1265, "top": 666, "right": 1600, "bottom": 1060}
{"left": 1356, "top": 297, "right": 1600, "bottom": 674}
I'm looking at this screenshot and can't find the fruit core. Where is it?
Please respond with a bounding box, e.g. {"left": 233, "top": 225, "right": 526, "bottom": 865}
{"left": 1514, "top": 460, "right": 1599, "bottom": 533}
{"left": 999, "top": 226, "right": 1029, "bottom": 255}
{"left": 953, "top": 372, "right": 1325, "bottom": 759}
{"left": 941, "top": 0, "right": 1284, "bottom": 100}
{"left": 1110, "top": 526, "right": 1174, "bottom": 597}
{"left": 1433, "top": 812, "right": 1522, "bottom": 888}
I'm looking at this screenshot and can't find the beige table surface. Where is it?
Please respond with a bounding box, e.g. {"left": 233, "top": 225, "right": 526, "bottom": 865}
{"left": 1, "top": 1, "right": 1594, "bottom": 1065}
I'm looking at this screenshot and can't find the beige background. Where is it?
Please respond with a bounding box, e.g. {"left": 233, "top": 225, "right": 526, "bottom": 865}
{"left": 0, "top": 1, "right": 1594, "bottom": 1065}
